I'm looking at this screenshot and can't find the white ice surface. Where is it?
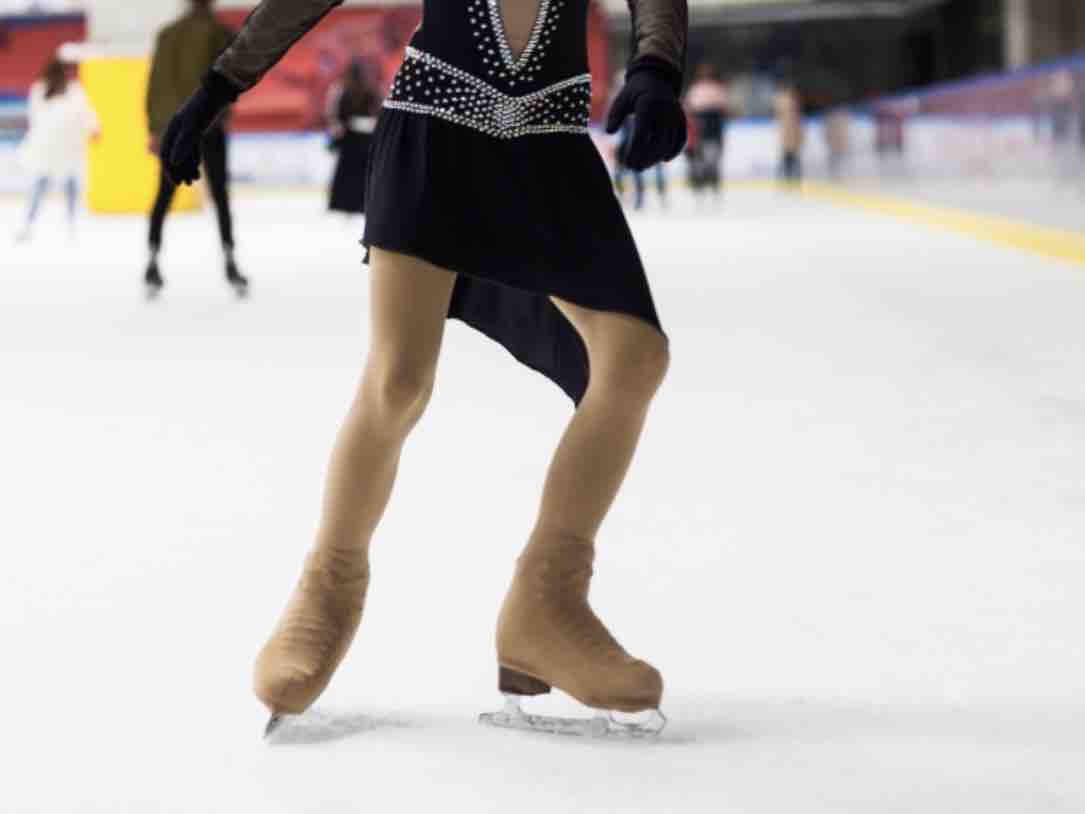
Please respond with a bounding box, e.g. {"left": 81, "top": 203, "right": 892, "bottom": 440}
{"left": 1, "top": 188, "right": 1084, "bottom": 813}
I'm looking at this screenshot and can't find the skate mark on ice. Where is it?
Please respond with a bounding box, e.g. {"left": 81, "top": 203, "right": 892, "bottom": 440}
{"left": 646, "top": 697, "right": 1085, "bottom": 751}
{"left": 266, "top": 708, "right": 414, "bottom": 745}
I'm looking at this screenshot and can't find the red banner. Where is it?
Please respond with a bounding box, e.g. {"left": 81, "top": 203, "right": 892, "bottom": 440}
{"left": 0, "top": 14, "right": 86, "bottom": 96}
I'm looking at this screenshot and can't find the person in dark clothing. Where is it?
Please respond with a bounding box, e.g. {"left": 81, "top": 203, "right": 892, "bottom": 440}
{"left": 610, "top": 71, "right": 667, "bottom": 210}
{"left": 683, "top": 61, "right": 728, "bottom": 199}
{"left": 326, "top": 60, "right": 382, "bottom": 215}
{"left": 614, "top": 116, "right": 667, "bottom": 210}
{"left": 1076, "top": 71, "right": 1085, "bottom": 153}
{"left": 145, "top": 0, "right": 247, "bottom": 296}
{"left": 774, "top": 79, "right": 803, "bottom": 184}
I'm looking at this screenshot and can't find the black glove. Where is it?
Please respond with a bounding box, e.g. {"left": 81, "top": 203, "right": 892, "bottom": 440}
{"left": 160, "top": 70, "right": 240, "bottom": 186}
{"left": 605, "top": 58, "right": 687, "bottom": 171}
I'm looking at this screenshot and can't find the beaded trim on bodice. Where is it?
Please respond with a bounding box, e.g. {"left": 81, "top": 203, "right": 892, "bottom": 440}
{"left": 385, "top": 47, "right": 591, "bottom": 139}
{"left": 382, "top": 0, "right": 586, "bottom": 139}
{"left": 472, "top": 0, "right": 561, "bottom": 87}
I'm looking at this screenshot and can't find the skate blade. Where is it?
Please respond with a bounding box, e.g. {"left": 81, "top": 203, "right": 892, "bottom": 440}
{"left": 264, "top": 714, "right": 286, "bottom": 739}
{"left": 479, "top": 694, "right": 666, "bottom": 739}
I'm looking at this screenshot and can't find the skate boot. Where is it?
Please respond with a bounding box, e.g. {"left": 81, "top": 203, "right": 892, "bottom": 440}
{"left": 225, "top": 258, "right": 249, "bottom": 297}
{"left": 255, "top": 545, "right": 370, "bottom": 738}
{"left": 480, "top": 538, "right": 666, "bottom": 738}
{"left": 144, "top": 259, "right": 164, "bottom": 298}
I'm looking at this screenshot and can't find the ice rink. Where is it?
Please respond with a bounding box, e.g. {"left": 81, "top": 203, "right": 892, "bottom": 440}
{"left": 2, "top": 185, "right": 1084, "bottom": 813}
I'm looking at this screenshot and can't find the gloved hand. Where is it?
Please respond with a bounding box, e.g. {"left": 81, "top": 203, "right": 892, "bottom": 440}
{"left": 160, "top": 70, "right": 240, "bottom": 186}
{"left": 605, "top": 58, "right": 687, "bottom": 171}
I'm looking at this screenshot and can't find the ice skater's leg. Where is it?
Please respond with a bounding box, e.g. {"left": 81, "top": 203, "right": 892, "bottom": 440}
{"left": 200, "top": 126, "right": 249, "bottom": 290}
{"left": 495, "top": 301, "right": 669, "bottom": 714}
{"left": 687, "top": 148, "right": 702, "bottom": 196}
{"left": 255, "top": 248, "right": 456, "bottom": 724}
{"left": 148, "top": 167, "right": 176, "bottom": 252}
{"left": 532, "top": 302, "right": 668, "bottom": 551}
{"left": 64, "top": 176, "right": 79, "bottom": 234}
{"left": 143, "top": 170, "right": 176, "bottom": 291}
{"left": 614, "top": 163, "right": 627, "bottom": 196}
{"left": 27, "top": 176, "right": 49, "bottom": 222}
{"left": 705, "top": 140, "right": 723, "bottom": 196}
{"left": 17, "top": 176, "right": 49, "bottom": 240}
{"left": 310, "top": 248, "right": 454, "bottom": 562}
{"left": 201, "top": 127, "right": 235, "bottom": 251}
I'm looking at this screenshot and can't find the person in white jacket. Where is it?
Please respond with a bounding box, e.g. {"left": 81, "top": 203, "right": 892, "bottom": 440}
{"left": 15, "top": 58, "right": 100, "bottom": 243}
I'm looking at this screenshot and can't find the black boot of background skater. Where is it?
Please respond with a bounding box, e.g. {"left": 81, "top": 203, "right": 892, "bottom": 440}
{"left": 225, "top": 253, "right": 249, "bottom": 297}
{"left": 144, "top": 258, "right": 164, "bottom": 299}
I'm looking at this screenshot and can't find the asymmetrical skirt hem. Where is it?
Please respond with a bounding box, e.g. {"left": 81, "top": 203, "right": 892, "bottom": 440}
{"left": 362, "top": 236, "right": 667, "bottom": 405}
{"left": 361, "top": 108, "right": 664, "bottom": 406}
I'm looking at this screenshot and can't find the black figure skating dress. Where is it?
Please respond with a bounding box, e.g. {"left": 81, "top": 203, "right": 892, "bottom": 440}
{"left": 214, "top": 0, "right": 687, "bottom": 404}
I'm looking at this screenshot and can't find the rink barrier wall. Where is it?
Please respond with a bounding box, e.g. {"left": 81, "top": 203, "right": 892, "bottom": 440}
{"left": 2, "top": 109, "right": 1059, "bottom": 195}
{"left": 860, "top": 52, "right": 1085, "bottom": 177}
{"left": 3, "top": 102, "right": 1057, "bottom": 194}
{"left": 3, "top": 110, "right": 1084, "bottom": 271}
{"left": 0, "top": 117, "right": 853, "bottom": 192}
{"left": 871, "top": 53, "right": 1085, "bottom": 109}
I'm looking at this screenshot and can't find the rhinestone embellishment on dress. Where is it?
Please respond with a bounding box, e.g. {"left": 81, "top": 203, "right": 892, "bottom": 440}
{"left": 385, "top": 47, "right": 591, "bottom": 139}
{"left": 468, "top": 0, "right": 565, "bottom": 87}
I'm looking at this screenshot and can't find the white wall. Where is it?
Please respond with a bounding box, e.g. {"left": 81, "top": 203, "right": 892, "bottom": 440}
{"left": 84, "top": 0, "right": 183, "bottom": 44}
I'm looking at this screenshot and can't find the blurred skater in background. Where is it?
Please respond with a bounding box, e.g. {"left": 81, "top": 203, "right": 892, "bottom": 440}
{"left": 1076, "top": 70, "right": 1085, "bottom": 166}
{"left": 145, "top": 0, "right": 247, "bottom": 297}
{"left": 774, "top": 78, "right": 804, "bottom": 184}
{"left": 684, "top": 61, "right": 729, "bottom": 202}
{"left": 614, "top": 117, "right": 667, "bottom": 210}
{"left": 326, "top": 60, "right": 382, "bottom": 219}
{"left": 874, "top": 98, "right": 910, "bottom": 179}
{"left": 824, "top": 107, "right": 850, "bottom": 180}
{"left": 14, "top": 58, "right": 99, "bottom": 244}
{"left": 1047, "top": 69, "right": 1080, "bottom": 189}
{"left": 612, "top": 71, "right": 668, "bottom": 210}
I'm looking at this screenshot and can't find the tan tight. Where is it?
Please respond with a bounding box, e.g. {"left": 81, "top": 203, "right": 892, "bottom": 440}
{"left": 255, "top": 247, "right": 669, "bottom": 716}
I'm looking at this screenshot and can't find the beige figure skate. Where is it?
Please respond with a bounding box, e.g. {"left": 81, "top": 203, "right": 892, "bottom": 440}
{"left": 255, "top": 546, "right": 370, "bottom": 738}
{"left": 480, "top": 539, "right": 666, "bottom": 738}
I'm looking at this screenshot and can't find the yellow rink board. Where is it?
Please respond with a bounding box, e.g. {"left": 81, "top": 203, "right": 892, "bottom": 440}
{"left": 81, "top": 57, "right": 201, "bottom": 214}
{"left": 797, "top": 181, "right": 1085, "bottom": 269}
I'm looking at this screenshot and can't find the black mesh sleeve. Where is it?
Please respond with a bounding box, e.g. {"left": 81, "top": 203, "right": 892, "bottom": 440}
{"left": 626, "top": 0, "right": 688, "bottom": 89}
{"left": 213, "top": 0, "right": 345, "bottom": 91}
